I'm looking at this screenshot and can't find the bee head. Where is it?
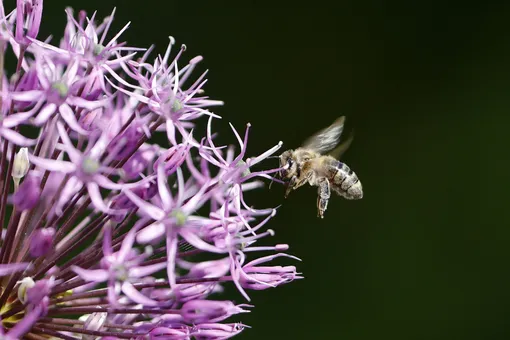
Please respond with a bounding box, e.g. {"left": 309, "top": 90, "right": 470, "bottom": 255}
{"left": 279, "top": 150, "right": 296, "bottom": 179}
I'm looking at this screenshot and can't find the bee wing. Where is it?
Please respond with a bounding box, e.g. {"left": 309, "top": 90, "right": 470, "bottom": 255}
{"left": 328, "top": 130, "right": 354, "bottom": 159}
{"left": 301, "top": 116, "right": 345, "bottom": 154}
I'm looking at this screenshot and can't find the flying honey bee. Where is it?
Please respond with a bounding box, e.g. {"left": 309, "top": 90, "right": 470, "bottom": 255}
{"left": 278, "top": 116, "right": 363, "bottom": 218}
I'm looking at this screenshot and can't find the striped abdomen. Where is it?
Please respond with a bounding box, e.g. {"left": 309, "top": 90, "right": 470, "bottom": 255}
{"left": 326, "top": 158, "right": 363, "bottom": 200}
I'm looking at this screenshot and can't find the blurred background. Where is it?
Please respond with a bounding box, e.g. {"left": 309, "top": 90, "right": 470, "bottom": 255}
{"left": 36, "top": 0, "right": 510, "bottom": 339}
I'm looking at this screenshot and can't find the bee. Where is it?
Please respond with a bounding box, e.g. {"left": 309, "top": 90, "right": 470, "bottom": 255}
{"left": 279, "top": 116, "right": 363, "bottom": 218}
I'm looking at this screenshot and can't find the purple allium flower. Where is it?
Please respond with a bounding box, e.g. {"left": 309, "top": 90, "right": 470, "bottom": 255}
{"left": 0, "top": 2, "right": 301, "bottom": 339}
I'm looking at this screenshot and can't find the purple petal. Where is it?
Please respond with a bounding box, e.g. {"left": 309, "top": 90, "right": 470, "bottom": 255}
{"left": 182, "top": 180, "right": 212, "bottom": 214}
{"left": 179, "top": 229, "right": 224, "bottom": 254}
{"left": 129, "top": 262, "right": 167, "bottom": 278}
{"left": 244, "top": 253, "right": 301, "bottom": 268}
{"left": 29, "top": 154, "right": 75, "bottom": 173}
{"left": 86, "top": 182, "right": 112, "bottom": 213}
{"left": 166, "top": 120, "right": 177, "bottom": 146}
{"left": 10, "top": 90, "right": 43, "bottom": 102}
{"left": 121, "top": 281, "right": 158, "bottom": 306}
{"left": 103, "top": 64, "right": 143, "bottom": 90}
{"left": 94, "top": 175, "right": 149, "bottom": 190}
{"left": 229, "top": 122, "right": 245, "bottom": 151}
{"left": 105, "top": 21, "right": 131, "bottom": 49}
{"left": 175, "top": 168, "right": 185, "bottom": 206}
{"left": 0, "top": 262, "right": 29, "bottom": 276}
{"left": 64, "top": 59, "right": 79, "bottom": 85}
{"left": 59, "top": 103, "right": 89, "bottom": 135}
{"left": 0, "top": 128, "right": 36, "bottom": 146}
{"left": 33, "top": 103, "right": 57, "bottom": 125}
{"left": 137, "top": 222, "right": 165, "bottom": 244}
{"left": 56, "top": 121, "right": 82, "bottom": 164}
{"left": 67, "top": 96, "right": 109, "bottom": 110}
{"left": 28, "top": 36, "right": 70, "bottom": 55}
{"left": 3, "top": 110, "right": 36, "bottom": 128}
{"left": 206, "top": 116, "right": 226, "bottom": 163}
{"left": 104, "top": 76, "right": 157, "bottom": 106}
{"left": 248, "top": 141, "right": 283, "bottom": 167}
{"left": 157, "top": 165, "right": 172, "bottom": 211}
{"left": 107, "top": 280, "right": 119, "bottom": 307}
{"left": 118, "top": 227, "right": 137, "bottom": 262}
{"left": 122, "top": 189, "right": 165, "bottom": 220}
{"left": 166, "top": 228, "right": 178, "bottom": 287}
{"left": 71, "top": 266, "right": 109, "bottom": 282}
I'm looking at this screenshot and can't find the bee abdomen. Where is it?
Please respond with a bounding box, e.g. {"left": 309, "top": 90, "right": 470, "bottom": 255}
{"left": 330, "top": 161, "right": 363, "bottom": 200}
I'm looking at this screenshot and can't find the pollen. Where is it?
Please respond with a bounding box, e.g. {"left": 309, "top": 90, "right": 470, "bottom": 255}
{"left": 51, "top": 81, "right": 69, "bottom": 98}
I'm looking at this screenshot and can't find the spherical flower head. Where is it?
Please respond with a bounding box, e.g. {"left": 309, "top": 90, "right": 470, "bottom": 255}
{"left": 0, "top": 2, "right": 301, "bottom": 339}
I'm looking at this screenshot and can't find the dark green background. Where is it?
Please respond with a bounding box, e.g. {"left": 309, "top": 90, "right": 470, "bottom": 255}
{"left": 36, "top": 0, "right": 510, "bottom": 339}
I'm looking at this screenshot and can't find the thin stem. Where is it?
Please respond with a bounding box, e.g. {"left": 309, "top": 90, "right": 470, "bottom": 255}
{"left": 38, "top": 317, "right": 135, "bottom": 330}
{"left": 0, "top": 210, "right": 20, "bottom": 264}
{"left": 34, "top": 215, "right": 109, "bottom": 279}
{"left": 30, "top": 326, "right": 80, "bottom": 340}
{"left": 33, "top": 323, "right": 134, "bottom": 339}
{"left": 0, "top": 142, "right": 16, "bottom": 238}
{"left": 48, "top": 306, "right": 179, "bottom": 315}
{"left": 55, "top": 210, "right": 138, "bottom": 280}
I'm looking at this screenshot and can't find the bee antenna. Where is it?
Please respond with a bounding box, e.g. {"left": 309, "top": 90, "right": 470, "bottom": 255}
{"left": 266, "top": 156, "right": 280, "bottom": 159}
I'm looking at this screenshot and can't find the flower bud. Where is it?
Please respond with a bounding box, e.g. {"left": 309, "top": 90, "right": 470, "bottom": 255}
{"left": 190, "top": 323, "right": 245, "bottom": 339}
{"left": 240, "top": 266, "right": 298, "bottom": 290}
{"left": 153, "top": 143, "right": 189, "bottom": 176}
{"left": 180, "top": 300, "right": 251, "bottom": 324}
{"left": 79, "top": 108, "right": 102, "bottom": 132}
{"left": 12, "top": 147, "right": 30, "bottom": 186}
{"left": 15, "top": 0, "right": 44, "bottom": 47}
{"left": 12, "top": 173, "right": 41, "bottom": 211}
{"left": 29, "top": 227, "right": 55, "bottom": 257}
{"left": 108, "top": 125, "right": 144, "bottom": 161}
{"left": 239, "top": 253, "right": 302, "bottom": 290}
{"left": 17, "top": 277, "right": 35, "bottom": 304}
{"left": 187, "top": 258, "right": 230, "bottom": 278}
{"left": 149, "top": 326, "right": 190, "bottom": 338}
{"left": 80, "top": 311, "right": 107, "bottom": 340}
{"left": 26, "top": 277, "right": 53, "bottom": 307}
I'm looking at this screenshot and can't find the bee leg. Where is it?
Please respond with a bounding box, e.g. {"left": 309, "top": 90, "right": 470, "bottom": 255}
{"left": 317, "top": 178, "right": 330, "bottom": 219}
{"left": 294, "top": 172, "right": 312, "bottom": 190}
{"left": 286, "top": 172, "right": 313, "bottom": 198}
{"left": 285, "top": 176, "right": 297, "bottom": 198}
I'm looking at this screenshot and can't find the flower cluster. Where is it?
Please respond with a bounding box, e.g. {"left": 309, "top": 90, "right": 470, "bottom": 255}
{"left": 0, "top": 1, "right": 301, "bottom": 339}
